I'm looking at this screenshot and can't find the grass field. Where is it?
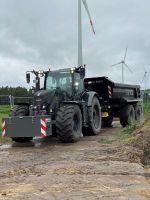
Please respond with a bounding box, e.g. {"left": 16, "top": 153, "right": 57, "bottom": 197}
{"left": 0, "top": 105, "right": 10, "bottom": 125}
{"left": 144, "top": 103, "right": 150, "bottom": 113}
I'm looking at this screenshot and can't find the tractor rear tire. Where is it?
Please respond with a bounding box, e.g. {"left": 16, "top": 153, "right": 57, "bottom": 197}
{"left": 87, "top": 97, "right": 101, "bottom": 135}
{"left": 56, "top": 105, "right": 82, "bottom": 143}
{"left": 10, "top": 105, "right": 33, "bottom": 143}
{"left": 120, "top": 105, "right": 135, "bottom": 127}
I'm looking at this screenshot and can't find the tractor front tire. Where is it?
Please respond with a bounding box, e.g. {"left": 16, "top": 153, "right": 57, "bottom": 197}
{"left": 56, "top": 105, "right": 82, "bottom": 143}
{"left": 10, "top": 105, "right": 33, "bottom": 143}
{"left": 120, "top": 105, "right": 135, "bottom": 127}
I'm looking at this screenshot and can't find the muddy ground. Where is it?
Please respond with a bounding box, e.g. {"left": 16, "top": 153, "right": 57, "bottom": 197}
{"left": 0, "top": 122, "right": 150, "bottom": 200}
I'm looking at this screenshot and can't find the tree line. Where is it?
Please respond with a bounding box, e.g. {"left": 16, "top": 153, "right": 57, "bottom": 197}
{"left": 0, "top": 87, "right": 32, "bottom": 97}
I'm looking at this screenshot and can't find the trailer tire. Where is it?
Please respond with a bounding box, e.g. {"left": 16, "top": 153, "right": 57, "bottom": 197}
{"left": 56, "top": 105, "right": 82, "bottom": 143}
{"left": 120, "top": 105, "right": 135, "bottom": 127}
{"left": 10, "top": 106, "right": 33, "bottom": 143}
{"left": 134, "top": 105, "right": 141, "bottom": 121}
{"left": 87, "top": 96, "right": 101, "bottom": 135}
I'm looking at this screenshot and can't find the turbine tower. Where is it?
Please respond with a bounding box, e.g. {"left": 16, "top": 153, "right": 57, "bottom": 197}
{"left": 111, "top": 47, "right": 133, "bottom": 83}
{"left": 78, "top": 0, "right": 95, "bottom": 68}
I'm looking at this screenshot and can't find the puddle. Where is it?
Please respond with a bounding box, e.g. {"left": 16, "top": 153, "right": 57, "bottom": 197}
{"left": 0, "top": 136, "right": 59, "bottom": 149}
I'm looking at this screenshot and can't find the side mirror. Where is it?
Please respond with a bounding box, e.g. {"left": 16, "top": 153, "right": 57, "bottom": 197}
{"left": 31, "top": 86, "right": 35, "bottom": 94}
{"left": 26, "top": 73, "right": 30, "bottom": 84}
{"left": 80, "top": 67, "right": 85, "bottom": 79}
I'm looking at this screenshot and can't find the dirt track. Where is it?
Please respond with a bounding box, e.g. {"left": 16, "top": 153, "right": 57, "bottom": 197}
{"left": 0, "top": 122, "right": 150, "bottom": 200}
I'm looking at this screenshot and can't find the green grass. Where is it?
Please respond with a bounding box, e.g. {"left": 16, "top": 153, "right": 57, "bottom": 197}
{"left": 100, "top": 122, "right": 140, "bottom": 145}
{"left": 0, "top": 106, "right": 11, "bottom": 143}
{"left": 0, "top": 105, "right": 11, "bottom": 114}
{"left": 144, "top": 103, "right": 150, "bottom": 113}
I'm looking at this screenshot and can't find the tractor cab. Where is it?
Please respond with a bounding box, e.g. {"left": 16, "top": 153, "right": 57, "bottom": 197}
{"left": 45, "top": 67, "right": 85, "bottom": 100}
{"left": 25, "top": 67, "right": 86, "bottom": 116}
{"left": 26, "top": 66, "right": 85, "bottom": 101}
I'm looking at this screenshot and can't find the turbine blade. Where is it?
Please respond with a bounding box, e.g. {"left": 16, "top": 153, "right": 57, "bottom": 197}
{"left": 111, "top": 61, "right": 122, "bottom": 67}
{"left": 124, "top": 63, "right": 133, "bottom": 73}
{"left": 82, "top": 0, "right": 95, "bottom": 34}
{"left": 124, "top": 47, "right": 128, "bottom": 61}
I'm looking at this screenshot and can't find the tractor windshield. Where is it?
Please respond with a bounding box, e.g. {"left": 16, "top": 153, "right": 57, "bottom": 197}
{"left": 46, "top": 70, "right": 84, "bottom": 96}
{"left": 46, "top": 70, "right": 73, "bottom": 95}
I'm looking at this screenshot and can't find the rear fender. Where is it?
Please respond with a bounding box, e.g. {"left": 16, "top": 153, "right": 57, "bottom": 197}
{"left": 82, "top": 92, "right": 99, "bottom": 107}
{"left": 81, "top": 92, "right": 99, "bottom": 126}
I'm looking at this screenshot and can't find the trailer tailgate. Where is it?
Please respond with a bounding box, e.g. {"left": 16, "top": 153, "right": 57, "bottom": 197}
{"left": 2, "top": 115, "right": 52, "bottom": 138}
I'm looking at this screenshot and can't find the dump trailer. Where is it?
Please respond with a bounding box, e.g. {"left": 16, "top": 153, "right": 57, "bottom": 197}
{"left": 2, "top": 67, "right": 141, "bottom": 143}
{"left": 84, "top": 76, "right": 141, "bottom": 127}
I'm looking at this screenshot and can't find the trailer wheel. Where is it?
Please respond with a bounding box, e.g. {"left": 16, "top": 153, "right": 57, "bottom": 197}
{"left": 10, "top": 105, "right": 33, "bottom": 143}
{"left": 87, "top": 96, "right": 101, "bottom": 135}
{"left": 56, "top": 105, "right": 82, "bottom": 143}
{"left": 134, "top": 105, "right": 141, "bottom": 121}
{"left": 120, "top": 105, "right": 135, "bottom": 127}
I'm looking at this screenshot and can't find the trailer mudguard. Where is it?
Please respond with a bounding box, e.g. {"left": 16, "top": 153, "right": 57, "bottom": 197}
{"left": 2, "top": 115, "right": 52, "bottom": 138}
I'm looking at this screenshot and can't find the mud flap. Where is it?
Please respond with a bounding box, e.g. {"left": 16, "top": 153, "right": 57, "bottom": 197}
{"left": 2, "top": 116, "right": 52, "bottom": 138}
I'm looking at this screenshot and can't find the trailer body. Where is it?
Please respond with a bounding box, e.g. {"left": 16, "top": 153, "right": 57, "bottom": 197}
{"left": 84, "top": 77, "right": 140, "bottom": 103}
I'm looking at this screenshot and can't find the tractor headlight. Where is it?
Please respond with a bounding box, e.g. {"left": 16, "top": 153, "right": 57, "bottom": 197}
{"left": 42, "top": 105, "right": 46, "bottom": 109}
{"left": 71, "top": 68, "right": 75, "bottom": 74}
{"left": 74, "top": 82, "right": 79, "bottom": 92}
{"left": 34, "top": 106, "right": 37, "bottom": 110}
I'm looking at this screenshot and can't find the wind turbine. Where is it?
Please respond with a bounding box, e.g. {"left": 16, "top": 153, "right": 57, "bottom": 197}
{"left": 141, "top": 68, "right": 148, "bottom": 91}
{"left": 111, "top": 47, "right": 133, "bottom": 83}
{"left": 78, "top": 0, "right": 95, "bottom": 68}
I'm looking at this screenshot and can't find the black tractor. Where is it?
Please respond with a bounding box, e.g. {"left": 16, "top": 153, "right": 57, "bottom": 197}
{"left": 3, "top": 66, "right": 141, "bottom": 143}
{"left": 8, "top": 66, "right": 101, "bottom": 143}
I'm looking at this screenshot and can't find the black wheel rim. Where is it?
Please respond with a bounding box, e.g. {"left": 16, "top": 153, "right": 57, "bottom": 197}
{"left": 93, "top": 105, "right": 100, "bottom": 129}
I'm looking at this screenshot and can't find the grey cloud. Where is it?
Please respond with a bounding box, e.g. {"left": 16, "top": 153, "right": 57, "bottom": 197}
{"left": 0, "top": 0, "right": 150, "bottom": 89}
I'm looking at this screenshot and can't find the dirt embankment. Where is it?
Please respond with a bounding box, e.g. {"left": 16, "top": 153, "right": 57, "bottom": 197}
{"left": 130, "top": 116, "right": 150, "bottom": 165}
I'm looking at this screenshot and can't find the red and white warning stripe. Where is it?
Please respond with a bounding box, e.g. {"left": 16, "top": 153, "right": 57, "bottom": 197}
{"left": 2, "top": 121, "right": 6, "bottom": 137}
{"left": 108, "top": 85, "right": 112, "bottom": 98}
{"left": 41, "top": 118, "right": 46, "bottom": 138}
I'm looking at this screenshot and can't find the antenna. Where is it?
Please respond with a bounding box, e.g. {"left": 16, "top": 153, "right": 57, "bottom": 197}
{"left": 111, "top": 47, "right": 133, "bottom": 83}
{"left": 78, "top": 0, "right": 95, "bottom": 68}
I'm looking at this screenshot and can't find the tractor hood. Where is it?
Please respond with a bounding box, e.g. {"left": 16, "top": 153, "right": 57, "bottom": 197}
{"left": 34, "top": 89, "right": 67, "bottom": 111}
{"left": 34, "top": 90, "right": 57, "bottom": 108}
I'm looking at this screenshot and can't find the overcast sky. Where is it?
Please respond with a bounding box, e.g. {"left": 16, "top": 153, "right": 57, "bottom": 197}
{"left": 0, "top": 0, "right": 150, "bottom": 89}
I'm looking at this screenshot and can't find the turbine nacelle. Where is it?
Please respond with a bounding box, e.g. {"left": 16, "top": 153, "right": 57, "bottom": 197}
{"left": 111, "top": 47, "right": 133, "bottom": 83}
